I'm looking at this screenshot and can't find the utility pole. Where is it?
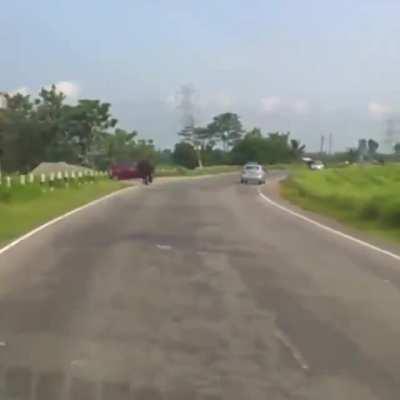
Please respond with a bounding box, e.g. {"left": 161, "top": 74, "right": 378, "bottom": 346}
{"left": 320, "top": 135, "right": 325, "bottom": 157}
{"left": 328, "top": 133, "right": 333, "bottom": 155}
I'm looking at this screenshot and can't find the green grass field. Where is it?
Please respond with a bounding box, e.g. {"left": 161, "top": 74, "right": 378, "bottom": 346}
{"left": 0, "top": 179, "right": 125, "bottom": 246}
{"left": 281, "top": 164, "right": 400, "bottom": 241}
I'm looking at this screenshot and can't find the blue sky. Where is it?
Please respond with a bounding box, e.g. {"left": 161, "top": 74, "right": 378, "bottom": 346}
{"left": 2, "top": 0, "right": 400, "bottom": 150}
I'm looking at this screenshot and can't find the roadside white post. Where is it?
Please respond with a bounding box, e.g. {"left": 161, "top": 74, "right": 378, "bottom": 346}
{"left": 49, "top": 173, "right": 55, "bottom": 191}
{"left": 29, "top": 173, "right": 34, "bottom": 184}
{"left": 64, "top": 171, "right": 69, "bottom": 187}
{"left": 6, "top": 176, "right": 11, "bottom": 188}
{"left": 40, "top": 173, "right": 46, "bottom": 192}
{"left": 20, "top": 175, "right": 26, "bottom": 185}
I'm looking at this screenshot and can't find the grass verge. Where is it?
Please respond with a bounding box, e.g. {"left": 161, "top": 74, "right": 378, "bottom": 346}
{"left": 0, "top": 180, "right": 125, "bottom": 246}
{"left": 281, "top": 164, "right": 400, "bottom": 242}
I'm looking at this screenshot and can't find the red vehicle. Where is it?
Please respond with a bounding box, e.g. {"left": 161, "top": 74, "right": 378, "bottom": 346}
{"left": 109, "top": 162, "right": 140, "bottom": 180}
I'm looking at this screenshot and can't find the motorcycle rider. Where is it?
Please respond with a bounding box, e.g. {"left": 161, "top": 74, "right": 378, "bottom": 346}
{"left": 137, "top": 159, "right": 154, "bottom": 185}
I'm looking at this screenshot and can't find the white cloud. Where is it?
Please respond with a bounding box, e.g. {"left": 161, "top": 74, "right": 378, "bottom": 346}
{"left": 214, "top": 92, "right": 234, "bottom": 109}
{"left": 9, "top": 86, "right": 30, "bottom": 96}
{"left": 53, "top": 81, "right": 80, "bottom": 100}
{"left": 7, "top": 81, "right": 80, "bottom": 102}
{"left": 164, "top": 93, "right": 179, "bottom": 109}
{"left": 368, "top": 101, "right": 392, "bottom": 119}
{"left": 292, "top": 99, "right": 309, "bottom": 115}
{"left": 261, "top": 96, "right": 310, "bottom": 115}
{"left": 261, "top": 96, "right": 282, "bottom": 114}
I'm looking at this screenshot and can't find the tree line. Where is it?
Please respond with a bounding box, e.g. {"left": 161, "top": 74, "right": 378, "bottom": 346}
{"left": 0, "top": 86, "right": 160, "bottom": 173}
{"left": 173, "top": 112, "right": 305, "bottom": 168}
{"left": 0, "top": 87, "right": 306, "bottom": 173}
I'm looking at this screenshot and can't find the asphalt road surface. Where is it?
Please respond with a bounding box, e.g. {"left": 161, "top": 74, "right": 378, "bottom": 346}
{"left": 1, "top": 173, "right": 400, "bottom": 399}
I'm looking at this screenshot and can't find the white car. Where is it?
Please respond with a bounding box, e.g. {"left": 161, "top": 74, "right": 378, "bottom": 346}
{"left": 241, "top": 163, "right": 266, "bottom": 184}
{"left": 309, "top": 160, "right": 325, "bottom": 170}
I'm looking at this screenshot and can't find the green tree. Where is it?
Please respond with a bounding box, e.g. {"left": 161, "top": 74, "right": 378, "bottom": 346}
{"left": 245, "top": 127, "right": 262, "bottom": 138}
{"left": 394, "top": 143, "right": 400, "bottom": 155}
{"left": 64, "top": 100, "right": 117, "bottom": 166}
{"left": 0, "top": 85, "right": 162, "bottom": 173}
{"left": 207, "top": 113, "right": 243, "bottom": 151}
{"left": 34, "top": 85, "right": 74, "bottom": 162}
{"left": 346, "top": 148, "right": 359, "bottom": 163}
{"left": 105, "top": 129, "right": 137, "bottom": 161}
{"left": 178, "top": 125, "right": 210, "bottom": 168}
{"left": 0, "top": 93, "right": 45, "bottom": 172}
{"left": 367, "top": 139, "right": 379, "bottom": 158}
{"left": 93, "top": 129, "right": 160, "bottom": 169}
{"left": 231, "top": 135, "right": 272, "bottom": 165}
{"left": 158, "top": 149, "right": 173, "bottom": 165}
{"left": 173, "top": 142, "right": 198, "bottom": 169}
{"left": 133, "top": 139, "right": 158, "bottom": 163}
{"left": 4, "top": 92, "right": 33, "bottom": 114}
{"left": 231, "top": 131, "right": 296, "bottom": 165}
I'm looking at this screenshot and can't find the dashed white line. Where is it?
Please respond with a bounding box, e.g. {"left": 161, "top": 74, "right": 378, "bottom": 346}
{"left": 156, "top": 244, "right": 172, "bottom": 251}
{"left": 274, "top": 329, "right": 310, "bottom": 371}
{"left": 258, "top": 188, "right": 400, "bottom": 262}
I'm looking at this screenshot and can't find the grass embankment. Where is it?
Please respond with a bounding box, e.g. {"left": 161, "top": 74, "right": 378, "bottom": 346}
{"left": 156, "top": 165, "right": 239, "bottom": 177}
{"left": 282, "top": 164, "right": 400, "bottom": 241}
{"left": 0, "top": 179, "right": 125, "bottom": 246}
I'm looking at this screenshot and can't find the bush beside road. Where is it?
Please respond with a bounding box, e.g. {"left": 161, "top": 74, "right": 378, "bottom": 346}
{"left": 282, "top": 164, "right": 400, "bottom": 241}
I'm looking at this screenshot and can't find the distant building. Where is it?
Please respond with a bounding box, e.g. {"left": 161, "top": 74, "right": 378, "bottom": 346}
{"left": 384, "top": 118, "right": 400, "bottom": 151}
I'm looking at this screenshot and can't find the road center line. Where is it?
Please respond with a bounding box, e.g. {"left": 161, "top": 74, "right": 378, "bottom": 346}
{"left": 156, "top": 244, "right": 172, "bottom": 251}
{"left": 258, "top": 188, "right": 400, "bottom": 262}
{"left": 274, "top": 329, "right": 309, "bottom": 371}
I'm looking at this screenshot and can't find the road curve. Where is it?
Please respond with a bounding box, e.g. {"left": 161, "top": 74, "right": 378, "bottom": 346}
{"left": 1, "top": 174, "right": 400, "bottom": 399}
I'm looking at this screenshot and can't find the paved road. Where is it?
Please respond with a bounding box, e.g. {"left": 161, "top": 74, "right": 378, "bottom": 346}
{"left": 1, "top": 174, "right": 400, "bottom": 399}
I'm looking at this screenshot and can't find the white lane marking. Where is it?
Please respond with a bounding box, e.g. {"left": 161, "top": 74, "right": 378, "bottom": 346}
{"left": 0, "top": 186, "right": 136, "bottom": 257}
{"left": 258, "top": 189, "right": 400, "bottom": 262}
{"left": 156, "top": 244, "right": 172, "bottom": 251}
{"left": 274, "top": 329, "right": 309, "bottom": 371}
